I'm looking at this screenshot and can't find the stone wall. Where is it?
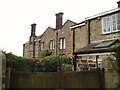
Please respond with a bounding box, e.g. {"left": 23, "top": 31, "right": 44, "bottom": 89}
{"left": 57, "top": 20, "right": 75, "bottom": 55}
{"left": 90, "top": 17, "right": 120, "bottom": 43}
{"left": 76, "top": 54, "right": 120, "bottom": 88}
{"left": 100, "top": 55, "right": 120, "bottom": 88}
{"left": 74, "top": 25, "right": 88, "bottom": 51}
{"left": 23, "top": 20, "right": 76, "bottom": 58}
{"left": 40, "top": 27, "right": 56, "bottom": 56}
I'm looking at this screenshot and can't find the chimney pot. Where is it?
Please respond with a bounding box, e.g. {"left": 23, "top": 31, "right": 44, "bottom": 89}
{"left": 117, "top": 1, "right": 120, "bottom": 8}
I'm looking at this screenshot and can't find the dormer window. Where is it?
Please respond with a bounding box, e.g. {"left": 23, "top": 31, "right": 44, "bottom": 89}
{"left": 102, "top": 12, "right": 120, "bottom": 34}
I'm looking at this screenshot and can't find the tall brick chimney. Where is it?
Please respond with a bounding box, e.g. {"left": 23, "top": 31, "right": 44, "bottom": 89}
{"left": 31, "top": 23, "right": 36, "bottom": 37}
{"left": 30, "top": 23, "right": 37, "bottom": 42}
{"left": 117, "top": 1, "right": 120, "bottom": 8}
{"left": 55, "top": 12, "right": 64, "bottom": 29}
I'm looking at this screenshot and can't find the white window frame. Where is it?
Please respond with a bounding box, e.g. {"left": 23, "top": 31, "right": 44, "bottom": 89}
{"left": 102, "top": 16, "right": 111, "bottom": 34}
{"left": 59, "top": 38, "right": 66, "bottom": 50}
{"left": 102, "top": 12, "right": 120, "bottom": 34}
{"left": 40, "top": 42, "right": 45, "bottom": 51}
{"left": 49, "top": 40, "right": 55, "bottom": 50}
{"left": 111, "top": 12, "right": 120, "bottom": 32}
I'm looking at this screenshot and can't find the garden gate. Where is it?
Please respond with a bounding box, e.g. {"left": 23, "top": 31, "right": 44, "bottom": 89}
{"left": 10, "top": 69, "right": 105, "bottom": 89}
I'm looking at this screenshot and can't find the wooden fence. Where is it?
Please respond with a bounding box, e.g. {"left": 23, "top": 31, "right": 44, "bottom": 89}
{"left": 10, "top": 69, "right": 105, "bottom": 89}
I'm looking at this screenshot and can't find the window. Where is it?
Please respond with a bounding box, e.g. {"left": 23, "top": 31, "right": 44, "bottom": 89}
{"left": 40, "top": 42, "right": 45, "bottom": 51}
{"left": 49, "top": 40, "right": 55, "bottom": 50}
{"left": 112, "top": 13, "right": 120, "bottom": 32}
{"left": 59, "top": 38, "right": 66, "bottom": 49}
{"left": 102, "top": 16, "right": 111, "bottom": 34}
{"left": 102, "top": 12, "right": 120, "bottom": 34}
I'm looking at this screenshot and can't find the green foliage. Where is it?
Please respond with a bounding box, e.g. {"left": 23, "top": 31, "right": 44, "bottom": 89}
{"left": 39, "top": 50, "right": 52, "bottom": 58}
{"left": 62, "top": 54, "right": 71, "bottom": 64}
{"left": 4, "top": 50, "right": 72, "bottom": 72}
{"left": 107, "top": 44, "right": 120, "bottom": 72}
{"left": 43, "top": 56, "right": 58, "bottom": 72}
{"left": 5, "top": 52, "right": 31, "bottom": 72}
{"left": 32, "top": 61, "right": 46, "bottom": 72}
{"left": 62, "top": 64, "right": 72, "bottom": 72}
{"left": 61, "top": 54, "right": 72, "bottom": 72}
{"left": 13, "top": 56, "right": 31, "bottom": 72}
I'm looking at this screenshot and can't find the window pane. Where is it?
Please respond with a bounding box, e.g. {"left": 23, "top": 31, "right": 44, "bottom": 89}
{"left": 63, "top": 38, "right": 66, "bottom": 49}
{"left": 60, "top": 39, "right": 62, "bottom": 49}
{"left": 102, "top": 16, "right": 111, "bottom": 33}
{"left": 41, "top": 42, "right": 44, "bottom": 51}
{"left": 112, "top": 14, "right": 117, "bottom": 31}
{"left": 117, "top": 13, "right": 120, "bottom": 30}
{"left": 50, "top": 41, "right": 52, "bottom": 49}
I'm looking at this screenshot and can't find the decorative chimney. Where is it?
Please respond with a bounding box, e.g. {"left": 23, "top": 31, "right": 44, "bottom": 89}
{"left": 55, "top": 12, "right": 64, "bottom": 29}
{"left": 30, "top": 23, "right": 37, "bottom": 42}
{"left": 117, "top": 1, "right": 120, "bottom": 8}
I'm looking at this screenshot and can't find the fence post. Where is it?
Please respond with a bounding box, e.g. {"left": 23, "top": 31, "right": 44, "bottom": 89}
{"left": 99, "top": 68, "right": 105, "bottom": 89}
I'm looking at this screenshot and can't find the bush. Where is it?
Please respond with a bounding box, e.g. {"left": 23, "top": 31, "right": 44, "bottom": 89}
{"left": 39, "top": 50, "right": 52, "bottom": 58}
{"left": 13, "top": 56, "right": 31, "bottom": 72}
{"left": 43, "top": 56, "right": 58, "bottom": 72}
{"left": 107, "top": 44, "right": 120, "bottom": 72}
{"left": 5, "top": 52, "right": 31, "bottom": 72}
{"left": 62, "top": 54, "right": 71, "bottom": 64}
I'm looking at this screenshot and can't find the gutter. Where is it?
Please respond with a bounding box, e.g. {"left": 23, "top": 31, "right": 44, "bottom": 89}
{"left": 70, "top": 8, "right": 120, "bottom": 29}
{"left": 73, "top": 48, "right": 114, "bottom": 55}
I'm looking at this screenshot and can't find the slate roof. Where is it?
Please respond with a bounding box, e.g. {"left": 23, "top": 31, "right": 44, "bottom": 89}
{"left": 73, "top": 39, "right": 119, "bottom": 55}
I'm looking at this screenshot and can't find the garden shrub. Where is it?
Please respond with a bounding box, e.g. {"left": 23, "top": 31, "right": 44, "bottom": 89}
{"left": 39, "top": 50, "right": 52, "bottom": 58}
{"left": 107, "top": 44, "right": 120, "bottom": 72}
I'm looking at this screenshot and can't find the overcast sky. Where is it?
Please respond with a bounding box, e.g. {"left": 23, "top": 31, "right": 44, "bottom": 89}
{"left": 0, "top": 0, "right": 119, "bottom": 56}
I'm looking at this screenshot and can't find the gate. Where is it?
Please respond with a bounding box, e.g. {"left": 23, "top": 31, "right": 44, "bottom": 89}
{"left": 10, "top": 69, "right": 105, "bottom": 89}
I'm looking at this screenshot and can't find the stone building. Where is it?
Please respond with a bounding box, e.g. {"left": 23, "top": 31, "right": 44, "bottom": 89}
{"left": 23, "top": 12, "right": 76, "bottom": 58}
{"left": 70, "top": 1, "right": 120, "bottom": 88}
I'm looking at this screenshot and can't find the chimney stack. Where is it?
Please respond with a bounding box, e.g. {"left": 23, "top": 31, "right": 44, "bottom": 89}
{"left": 55, "top": 12, "right": 64, "bottom": 29}
{"left": 117, "top": 1, "right": 120, "bottom": 8}
{"left": 31, "top": 23, "right": 36, "bottom": 37}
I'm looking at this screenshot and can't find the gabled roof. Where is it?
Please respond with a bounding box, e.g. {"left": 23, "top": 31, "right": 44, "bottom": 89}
{"left": 57, "top": 19, "right": 77, "bottom": 30}
{"left": 41, "top": 27, "right": 55, "bottom": 37}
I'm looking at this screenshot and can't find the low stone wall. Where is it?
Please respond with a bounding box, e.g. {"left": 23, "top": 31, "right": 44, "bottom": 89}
{"left": 0, "top": 52, "right": 6, "bottom": 89}
{"left": 101, "top": 55, "right": 120, "bottom": 88}
{"left": 0, "top": 52, "right": 11, "bottom": 89}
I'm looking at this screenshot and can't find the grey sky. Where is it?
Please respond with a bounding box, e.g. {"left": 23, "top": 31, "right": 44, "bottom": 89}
{"left": 0, "top": 0, "right": 118, "bottom": 56}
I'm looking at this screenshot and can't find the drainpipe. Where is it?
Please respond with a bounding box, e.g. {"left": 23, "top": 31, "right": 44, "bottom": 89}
{"left": 33, "top": 40, "right": 35, "bottom": 58}
{"left": 72, "top": 28, "right": 75, "bottom": 53}
{"left": 87, "top": 20, "right": 90, "bottom": 44}
{"left": 73, "top": 54, "right": 77, "bottom": 71}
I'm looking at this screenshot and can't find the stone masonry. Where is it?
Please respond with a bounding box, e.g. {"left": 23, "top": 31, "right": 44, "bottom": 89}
{"left": 23, "top": 12, "right": 76, "bottom": 58}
